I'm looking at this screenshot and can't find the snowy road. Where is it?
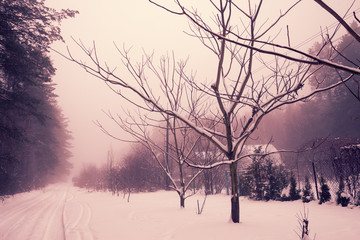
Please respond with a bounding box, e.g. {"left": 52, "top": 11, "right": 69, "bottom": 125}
{"left": 0, "top": 185, "right": 95, "bottom": 240}
{"left": 1, "top": 184, "right": 360, "bottom": 240}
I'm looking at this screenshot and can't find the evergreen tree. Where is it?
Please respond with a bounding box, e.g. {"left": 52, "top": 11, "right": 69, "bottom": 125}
{"left": 245, "top": 146, "right": 289, "bottom": 201}
{"left": 0, "top": 0, "right": 77, "bottom": 195}
{"left": 302, "top": 176, "right": 314, "bottom": 203}
{"left": 247, "top": 147, "right": 267, "bottom": 200}
{"left": 319, "top": 177, "right": 331, "bottom": 204}
{"left": 289, "top": 172, "right": 301, "bottom": 200}
{"left": 238, "top": 173, "right": 252, "bottom": 196}
{"left": 264, "top": 160, "right": 289, "bottom": 201}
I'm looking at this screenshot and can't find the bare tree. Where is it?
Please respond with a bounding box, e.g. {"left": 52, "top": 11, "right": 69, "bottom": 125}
{"left": 58, "top": 0, "right": 360, "bottom": 223}
{"left": 95, "top": 55, "right": 205, "bottom": 207}
{"left": 100, "top": 111, "right": 205, "bottom": 208}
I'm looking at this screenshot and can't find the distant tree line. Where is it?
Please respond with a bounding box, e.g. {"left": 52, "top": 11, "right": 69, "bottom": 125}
{"left": 0, "top": 0, "right": 77, "bottom": 195}
{"left": 73, "top": 144, "right": 226, "bottom": 200}
{"left": 73, "top": 147, "right": 165, "bottom": 197}
{"left": 75, "top": 143, "right": 351, "bottom": 207}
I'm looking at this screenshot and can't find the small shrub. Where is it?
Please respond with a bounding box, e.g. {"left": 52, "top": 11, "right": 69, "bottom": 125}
{"left": 302, "top": 176, "right": 314, "bottom": 203}
{"left": 289, "top": 172, "right": 301, "bottom": 201}
{"left": 339, "top": 192, "right": 351, "bottom": 207}
{"left": 319, "top": 177, "right": 331, "bottom": 204}
{"left": 336, "top": 180, "right": 351, "bottom": 207}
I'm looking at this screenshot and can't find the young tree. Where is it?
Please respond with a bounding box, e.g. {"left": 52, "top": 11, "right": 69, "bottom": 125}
{"left": 264, "top": 160, "right": 288, "bottom": 201}
{"left": 238, "top": 173, "right": 252, "bottom": 197}
{"left": 289, "top": 172, "right": 301, "bottom": 201}
{"left": 93, "top": 52, "right": 211, "bottom": 208}
{"left": 302, "top": 176, "right": 314, "bottom": 203}
{"left": 247, "top": 147, "right": 267, "bottom": 200}
{"left": 319, "top": 176, "right": 331, "bottom": 204}
{"left": 99, "top": 111, "right": 204, "bottom": 208}
{"left": 245, "top": 146, "right": 288, "bottom": 201}
{"left": 62, "top": 0, "right": 360, "bottom": 223}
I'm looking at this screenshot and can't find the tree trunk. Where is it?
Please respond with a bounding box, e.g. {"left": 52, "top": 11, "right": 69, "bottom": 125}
{"left": 127, "top": 188, "right": 131, "bottom": 203}
{"left": 180, "top": 194, "right": 185, "bottom": 208}
{"left": 312, "top": 161, "right": 319, "bottom": 200}
{"left": 230, "top": 162, "right": 240, "bottom": 223}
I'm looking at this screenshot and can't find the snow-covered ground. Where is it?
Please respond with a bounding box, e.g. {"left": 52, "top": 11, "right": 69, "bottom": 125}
{"left": 1, "top": 184, "right": 359, "bottom": 240}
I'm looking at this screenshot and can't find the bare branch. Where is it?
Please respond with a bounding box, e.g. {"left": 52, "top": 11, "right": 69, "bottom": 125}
{"left": 314, "top": 0, "right": 360, "bottom": 43}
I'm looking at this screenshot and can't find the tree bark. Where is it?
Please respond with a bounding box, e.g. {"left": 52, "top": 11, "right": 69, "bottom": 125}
{"left": 180, "top": 194, "right": 185, "bottom": 208}
{"left": 312, "top": 161, "right": 319, "bottom": 200}
{"left": 229, "top": 162, "right": 240, "bottom": 223}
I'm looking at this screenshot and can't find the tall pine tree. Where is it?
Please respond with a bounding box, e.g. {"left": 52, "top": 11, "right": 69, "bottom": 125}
{"left": 0, "top": 0, "right": 77, "bottom": 195}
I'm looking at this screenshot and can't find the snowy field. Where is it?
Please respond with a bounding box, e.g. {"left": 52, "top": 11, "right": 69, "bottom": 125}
{"left": 0, "top": 184, "right": 359, "bottom": 240}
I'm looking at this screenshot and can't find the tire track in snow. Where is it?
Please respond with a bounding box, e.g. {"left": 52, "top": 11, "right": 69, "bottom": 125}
{"left": 64, "top": 190, "right": 95, "bottom": 240}
{"left": 79, "top": 202, "right": 94, "bottom": 240}
{"left": 0, "top": 186, "right": 97, "bottom": 240}
{"left": 0, "top": 185, "right": 70, "bottom": 240}
{"left": 40, "top": 187, "right": 68, "bottom": 240}
{"left": 26, "top": 187, "right": 68, "bottom": 240}
{"left": 0, "top": 189, "right": 53, "bottom": 226}
{"left": 66, "top": 201, "right": 84, "bottom": 230}
{"left": 0, "top": 189, "right": 57, "bottom": 239}
{"left": 62, "top": 187, "right": 71, "bottom": 240}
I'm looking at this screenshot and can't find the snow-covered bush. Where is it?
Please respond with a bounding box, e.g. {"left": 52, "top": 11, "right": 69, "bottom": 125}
{"left": 335, "top": 179, "right": 351, "bottom": 207}
{"left": 338, "top": 192, "right": 351, "bottom": 207}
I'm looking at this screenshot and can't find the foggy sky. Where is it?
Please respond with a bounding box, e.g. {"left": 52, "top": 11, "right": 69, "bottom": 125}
{"left": 46, "top": 0, "right": 360, "bottom": 174}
